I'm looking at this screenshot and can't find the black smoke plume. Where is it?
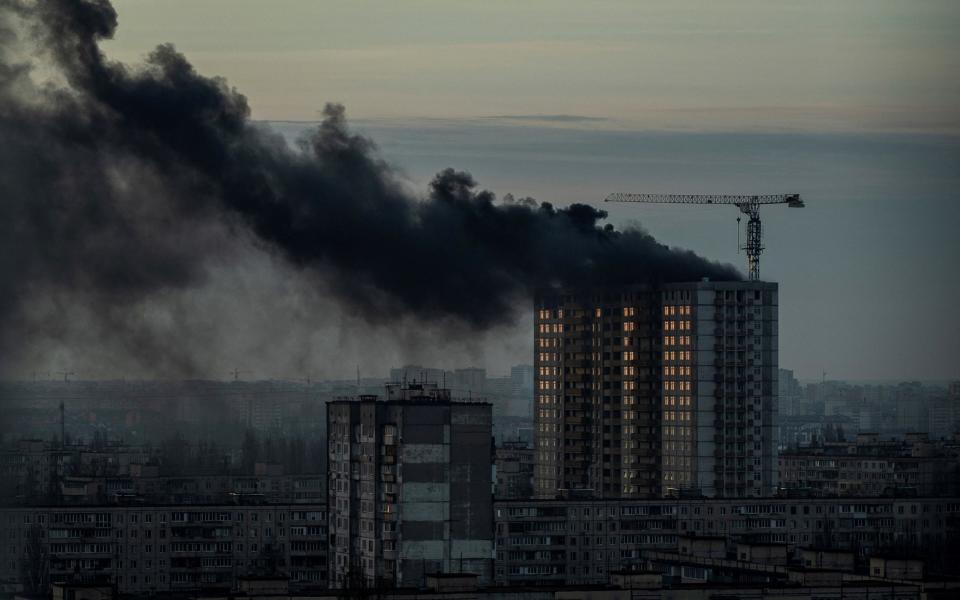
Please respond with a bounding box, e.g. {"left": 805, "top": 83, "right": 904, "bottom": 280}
{"left": 0, "top": 0, "right": 739, "bottom": 374}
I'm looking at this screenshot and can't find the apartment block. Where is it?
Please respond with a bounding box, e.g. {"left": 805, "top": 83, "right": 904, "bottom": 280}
{"left": 493, "top": 496, "right": 960, "bottom": 586}
{"left": 661, "top": 281, "right": 779, "bottom": 498}
{"left": 534, "top": 286, "right": 663, "bottom": 499}
{"left": 327, "top": 383, "right": 493, "bottom": 588}
{"left": 0, "top": 503, "right": 328, "bottom": 596}
{"left": 779, "top": 435, "right": 960, "bottom": 497}
{"left": 533, "top": 281, "right": 778, "bottom": 500}
{"left": 494, "top": 441, "right": 534, "bottom": 499}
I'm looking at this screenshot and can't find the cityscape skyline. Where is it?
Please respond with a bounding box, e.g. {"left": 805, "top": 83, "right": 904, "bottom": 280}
{"left": 1, "top": 1, "right": 958, "bottom": 598}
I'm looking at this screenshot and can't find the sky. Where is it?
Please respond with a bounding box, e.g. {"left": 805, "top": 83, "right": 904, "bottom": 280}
{"left": 105, "top": 0, "right": 960, "bottom": 132}
{"left": 25, "top": 0, "right": 958, "bottom": 382}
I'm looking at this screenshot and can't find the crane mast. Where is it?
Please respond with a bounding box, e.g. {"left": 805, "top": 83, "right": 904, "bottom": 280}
{"left": 604, "top": 193, "right": 803, "bottom": 281}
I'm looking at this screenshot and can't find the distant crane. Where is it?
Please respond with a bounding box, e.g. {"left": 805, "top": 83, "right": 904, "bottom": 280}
{"left": 604, "top": 193, "right": 805, "bottom": 281}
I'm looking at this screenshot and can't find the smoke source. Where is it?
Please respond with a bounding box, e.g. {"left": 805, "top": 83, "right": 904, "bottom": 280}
{"left": 0, "top": 0, "right": 739, "bottom": 376}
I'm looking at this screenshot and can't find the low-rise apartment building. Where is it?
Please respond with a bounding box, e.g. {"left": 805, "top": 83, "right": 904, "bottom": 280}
{"left": 493, "top": 496, "right": 960, "bottom": 586}
{"left": 0, "top": 502, "right": 328, "bottom": 596}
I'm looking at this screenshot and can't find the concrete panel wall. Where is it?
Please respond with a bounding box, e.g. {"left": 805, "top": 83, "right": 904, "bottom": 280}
{"left": 403, "top": 482, "right": 450, "bottom": 502}
{"left": 403, "top": 425, "right": 445, "bottom": 444}
{"left": 402, "top": 502, "right": 449, "bottom": 521}
{"left": 401, "top": 443, "right": 449, "bottom": 463}
{"left": 403, "top": 463, "right": 448, "bottom": 482}
{"left": 399, "top": 539, "right": 445, "bottom": 560}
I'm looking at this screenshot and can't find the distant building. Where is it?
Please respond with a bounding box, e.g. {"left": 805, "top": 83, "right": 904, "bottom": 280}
{"left": 494, "top": 441, "right": 534, "bottom": 499}
{"left": 327, "top": 383, "right": 493, "bottom": 588}
{"left": 493, "top": 496, "right": 960, "bottom": 587}
{"left": 928, "top": 396, "right": 960, "bottom": 440}
{"left": 778, "top": 434, "right": 960, "bottom": 497}
{"left": 779, "top": 369, "right": 801, "bottom": 417}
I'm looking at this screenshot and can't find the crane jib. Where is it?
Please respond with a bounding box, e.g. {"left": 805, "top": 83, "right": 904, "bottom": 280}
{"left": 603, "top": 192, "right": 804, "bottom": 281}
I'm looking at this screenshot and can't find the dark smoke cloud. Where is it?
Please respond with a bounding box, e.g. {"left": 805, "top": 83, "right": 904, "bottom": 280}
{"left": 0, "top": 0, "right": 739, "bottom": 375}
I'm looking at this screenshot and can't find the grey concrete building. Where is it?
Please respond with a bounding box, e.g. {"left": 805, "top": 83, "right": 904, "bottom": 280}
{"left": 660, "top": 281, "right": 779, "bottom": 498}
{"left": 0, "top": 502, "right": 328, "bottom": 596}
{"left": 493, "top": 496, "right": 960, "bottom": 586}
{"left": 327, "top": 383, "right": 493, "bottom": 588}
{"left": 494, "top": 441, "right": 534, "bottom": 499}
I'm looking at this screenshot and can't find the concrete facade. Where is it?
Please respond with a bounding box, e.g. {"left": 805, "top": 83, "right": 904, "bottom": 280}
{"left": 327, "top": 384, "right": 493, "bottom": 589}
{"left": 0, "top": 503, "right": 328, "bottom": 596}
{"left": 493, "top": 496, "right": 960, "bottom": 586}
{"left": 661, "top": 281, "right": 779, "bottom": 498}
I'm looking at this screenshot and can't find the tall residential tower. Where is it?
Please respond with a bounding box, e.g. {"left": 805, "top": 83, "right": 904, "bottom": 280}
{"left": 534, "top": 281, "right": 778, "bottom": 499}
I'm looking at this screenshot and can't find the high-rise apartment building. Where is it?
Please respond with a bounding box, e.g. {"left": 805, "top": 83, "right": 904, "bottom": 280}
{"left": 534, "top": 286, "right": 663, "bottom": 498}
{"left": 534, "top": 281, "right": 778, "bottom": 500}
{"left": 327, "top": 383, "right": 493, "bottom": 588}
{"left": 660, "top": 281, "right": 778, "bottom": 498}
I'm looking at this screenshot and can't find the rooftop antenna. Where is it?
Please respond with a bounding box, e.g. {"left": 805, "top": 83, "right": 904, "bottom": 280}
{"left": 56, "top": 370, "right": 75, "bottom": 383}
{"left": 60, "top": 401, "right": 65, "bottom": 449}
{"left": 229, "top": 369, "right": 250, "bottom": 382}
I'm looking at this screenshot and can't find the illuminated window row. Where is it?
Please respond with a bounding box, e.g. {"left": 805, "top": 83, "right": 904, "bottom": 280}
{"left": 537, "top": 309, "right": 565, "bottom": 319}
{"left": 663, "top": 320, "right": 691, "bottom": 331}
{"left": 663, "top": 305, "right": 692, "bottom": 316}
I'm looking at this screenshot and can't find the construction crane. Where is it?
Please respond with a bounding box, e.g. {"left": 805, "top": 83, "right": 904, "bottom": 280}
{"left": 604, "top": 193, "right": 804, "bottom": 281}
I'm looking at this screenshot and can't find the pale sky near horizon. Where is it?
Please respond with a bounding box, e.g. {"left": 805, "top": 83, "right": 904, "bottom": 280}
{"left": 106, "top": 0, "right": 960, "bottom": 133}
{"left": 66, "top": 1, "right": 960, "bottom": 383}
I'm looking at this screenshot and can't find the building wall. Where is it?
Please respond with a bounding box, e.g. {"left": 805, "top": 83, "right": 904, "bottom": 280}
{"left": 534, "top": 286, "right": 662, "bottom": 499}
{"left": 327, "top": 388, "right": 493, "bottom": 589}
{"left": 495, "top": 443, "right": 534, "bottom": 499}
{"left": 0, "top": 503, "right": 327, "bottom": 596}
{"left": 493, "top": 497, "right": 960, "bottom": 586}
{"left": 778, "top": 452, "right": 959, "bottom": 497}
{"left": 534, "top": 282, "right": 778, "bottom": 501}
{"left": 661, "top": 282, "right": 778, "bottom": 498}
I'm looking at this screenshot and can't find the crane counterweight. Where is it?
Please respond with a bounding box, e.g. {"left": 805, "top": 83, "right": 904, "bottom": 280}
{"left": 604, "top": 192, "right": 803, "bottom": 281}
